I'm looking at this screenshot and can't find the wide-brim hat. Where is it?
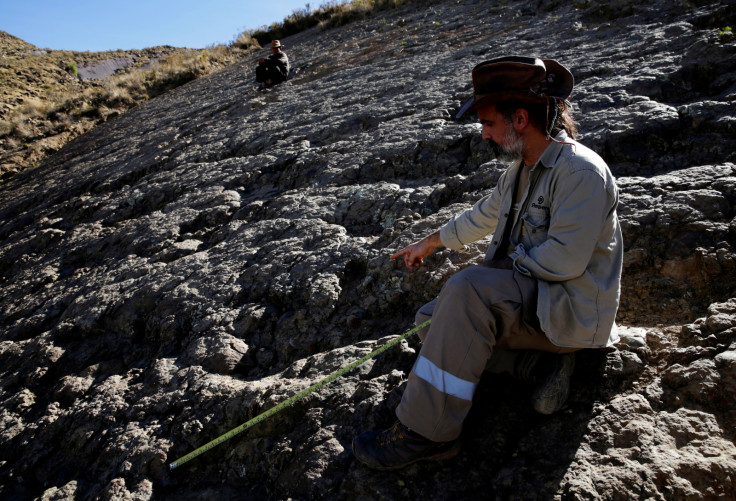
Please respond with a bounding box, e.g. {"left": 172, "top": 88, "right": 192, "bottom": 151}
{"left": 456, "top": 56, "right": 573, "bottom": 118}
{"left": 271, "top": 40, "right": 283, "bottom": 48}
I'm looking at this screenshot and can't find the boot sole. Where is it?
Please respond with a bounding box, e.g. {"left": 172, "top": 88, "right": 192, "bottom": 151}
{"left": 356, "top": 441, "right": 462, "bottom": 471}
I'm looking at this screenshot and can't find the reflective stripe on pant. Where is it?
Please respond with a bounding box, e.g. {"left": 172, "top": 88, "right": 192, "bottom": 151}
{"left": 396, "top": 266, "right": 546, "bottom": 442}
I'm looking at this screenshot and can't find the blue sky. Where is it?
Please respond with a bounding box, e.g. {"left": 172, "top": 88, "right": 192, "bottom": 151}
{"left": 0, "top": 0, "right": 330, "bottom": 51}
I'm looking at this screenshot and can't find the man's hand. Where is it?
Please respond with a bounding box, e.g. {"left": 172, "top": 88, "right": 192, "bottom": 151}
{"left": 258, "top": 58, "right": 266, "bottom": 64}
{"left": 390, "top": 230, "right": 443, "bottom": 269}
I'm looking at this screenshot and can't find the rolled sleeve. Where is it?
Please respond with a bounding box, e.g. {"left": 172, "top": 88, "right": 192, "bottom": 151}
{"left": 440, "top": 215, "right": 470, "bottom": 250}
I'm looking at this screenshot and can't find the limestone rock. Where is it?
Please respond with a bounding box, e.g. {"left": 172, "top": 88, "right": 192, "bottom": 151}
{"left": 1, "top": 0, "right": 735, "bottom": 499}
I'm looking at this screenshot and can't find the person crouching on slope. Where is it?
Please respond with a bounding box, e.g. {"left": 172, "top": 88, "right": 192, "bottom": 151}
{"left": 255, "top": 40, "right": 290, "bottom": 90}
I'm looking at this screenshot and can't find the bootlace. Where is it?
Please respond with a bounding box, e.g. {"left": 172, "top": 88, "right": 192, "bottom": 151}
{"left": 377, "top": 422, "right": 407, "bottom": 447}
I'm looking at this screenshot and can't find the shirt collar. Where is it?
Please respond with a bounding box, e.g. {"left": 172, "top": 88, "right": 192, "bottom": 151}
{"left": 537, "top": 130, "right": 571, "bottom": 169}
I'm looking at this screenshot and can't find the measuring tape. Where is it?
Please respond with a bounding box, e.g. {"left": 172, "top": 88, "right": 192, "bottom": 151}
{"left": 169, "top": 318, "right": 431, "bottom": 470}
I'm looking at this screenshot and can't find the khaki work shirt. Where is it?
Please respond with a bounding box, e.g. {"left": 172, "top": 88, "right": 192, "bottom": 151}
{"left": 439, "top": 131, "right": 624, "bottom": 348}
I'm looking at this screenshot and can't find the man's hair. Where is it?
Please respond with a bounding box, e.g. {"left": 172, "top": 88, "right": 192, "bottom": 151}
{"left": 496, "top": 99, "right": 578, "bottom": 139}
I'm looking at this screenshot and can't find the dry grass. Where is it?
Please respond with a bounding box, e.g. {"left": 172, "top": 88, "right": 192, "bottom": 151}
{"left": 0, "top": 120, "right": 12, "bottom": 137}
{"left": 18, "top": 97, "right": 52, "bottom": 118}
{"left": 233, "top": 32, "right": 262, "bottom": 51}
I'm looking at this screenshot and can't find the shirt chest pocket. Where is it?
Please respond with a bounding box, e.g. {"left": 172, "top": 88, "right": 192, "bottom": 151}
{"left": 521, "top": 209, "right": 550, "bottom": 247}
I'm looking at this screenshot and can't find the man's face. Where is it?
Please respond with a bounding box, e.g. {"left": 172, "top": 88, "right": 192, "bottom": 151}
{"left": 478, "top": 105, "right": 524, "bottom": 162}
{"left": 271, "top": 46, "right": 281, "bottom": 54}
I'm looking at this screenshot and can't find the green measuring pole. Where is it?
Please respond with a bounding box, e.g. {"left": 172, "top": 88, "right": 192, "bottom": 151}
{"left": 169, "top": 319, "right": 430, "bottom": 470}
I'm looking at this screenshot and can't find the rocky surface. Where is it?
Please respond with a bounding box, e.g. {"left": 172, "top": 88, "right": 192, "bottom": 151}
{"left": 1, "top": 0, "right": 735, "bottom": 499}
{"left": 76, "top": 58, "right": 136, "bottom": 80}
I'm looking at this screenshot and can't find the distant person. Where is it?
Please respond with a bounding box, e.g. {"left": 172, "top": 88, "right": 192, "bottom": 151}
{"left": 352, "top": 56, "right": 624, "bottom": 470}
{"left": 255, "top": 40, "right": 290, "bottom": 89}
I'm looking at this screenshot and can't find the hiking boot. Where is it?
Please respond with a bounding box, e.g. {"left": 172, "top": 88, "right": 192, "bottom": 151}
{"left": 352, "top": 421, "right": 461, "bottom": 470}
{"left": 511, "top": 350, "right": 545, "bottom": 382}
{"left": 531, "top": 352, "right": 576, "bottom": 415}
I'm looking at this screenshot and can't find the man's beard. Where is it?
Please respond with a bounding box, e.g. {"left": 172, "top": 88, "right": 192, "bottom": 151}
{"left": 490, "top": 123, "right": 525, "bottom": 162}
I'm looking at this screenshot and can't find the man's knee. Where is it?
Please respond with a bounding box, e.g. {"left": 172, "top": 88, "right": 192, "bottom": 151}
{"left": 255, "top": 66, "right": 267, "bottom": 82}
{"left": 441, "top": 267, "right": 484, "bottom": 299}
{"left": 414, "top": 299, "right": 435, "bottom": 343}
{"left": 442, "top": 266, "right": 518, "bottom": 302}
{"left": 415, "top": 308, "right": 430, "bottom": 326}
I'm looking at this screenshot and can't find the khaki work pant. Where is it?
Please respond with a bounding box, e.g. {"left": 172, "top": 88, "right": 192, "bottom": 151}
{"left": 396, "top": 266, "right": 575, "bottom": 442}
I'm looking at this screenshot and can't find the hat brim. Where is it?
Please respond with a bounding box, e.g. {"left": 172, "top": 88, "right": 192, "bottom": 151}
{"left": 456, "top": 96, "right": 477, "bottom": 119}
{"left": 456, "top": 90, "right": 552, "bottom": 119}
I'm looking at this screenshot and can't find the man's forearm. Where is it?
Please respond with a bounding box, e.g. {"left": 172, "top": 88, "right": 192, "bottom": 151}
{"left": 424, "top": 230, "right": 444, "bottom": 251}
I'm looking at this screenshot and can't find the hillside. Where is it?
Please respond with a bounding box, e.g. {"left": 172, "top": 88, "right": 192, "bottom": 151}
{"left": 1, "top": 0, "right": 736, "bottom": 499}
{"left": 0, "top": 31, "right": 248, "bottom": 180}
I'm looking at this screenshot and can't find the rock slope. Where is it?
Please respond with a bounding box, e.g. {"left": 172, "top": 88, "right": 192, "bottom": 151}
{"left": 1, "top": 0, "right": 735, "bottom": 499}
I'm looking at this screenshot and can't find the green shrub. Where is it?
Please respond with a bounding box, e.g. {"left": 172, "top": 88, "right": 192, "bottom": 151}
{"left": 64, "top": 62, "right": 78, "bottom": 77}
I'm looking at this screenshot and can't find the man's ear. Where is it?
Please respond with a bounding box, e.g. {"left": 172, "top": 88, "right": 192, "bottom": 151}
{"left": 513, "top": 108, "right": 530, "bottom": 131}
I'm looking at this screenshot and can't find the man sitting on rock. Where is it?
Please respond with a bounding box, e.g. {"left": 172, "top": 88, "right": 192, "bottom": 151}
{"left": 353, "top": 56, "right": 624, "bottom": 470}
{"left": 255, "top": 40, "right": 290, "bottom": 89}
